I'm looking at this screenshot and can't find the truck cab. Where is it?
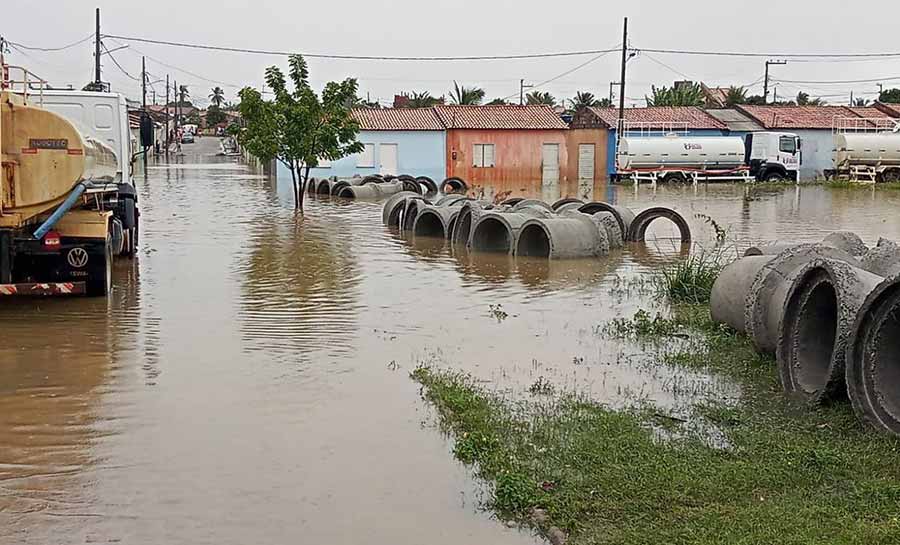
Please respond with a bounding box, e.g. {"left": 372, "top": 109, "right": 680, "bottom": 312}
{"left": 745, "top": 132, "right": 801, "bottom": 182}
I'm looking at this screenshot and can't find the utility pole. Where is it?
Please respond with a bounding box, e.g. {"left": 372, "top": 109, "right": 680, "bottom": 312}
{"left": 609, "top": 82, "right": 620, "bottom": 104}
{"left": 94, "top": 8, "right": 101, "bottom": 85}
{"left": 617, "top": 17, "right": 628, "bottom": 142}
{"left": 850, "top": 90, "right": 854, "bottom": 106}
{"left": 165, "top": 75, "right": 170, "bottom": 155}
{"left": 763, "top": 60, "right": 787, "bottom": 104}
{"left": 141, "top": 56, "right": 147, "bottom": 164}
{"left": 519, "top": 79, "right": 533, "bottom": 106}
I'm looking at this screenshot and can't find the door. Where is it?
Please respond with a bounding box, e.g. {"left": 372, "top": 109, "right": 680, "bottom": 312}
{"left": 578, "top": 144, "right": 595, "bottom": 182}
{"left": 379, "top": 143, "right": 398, "bottom": 175}
{"left": 542, "top": 143, "right": 560, "bottom": 186}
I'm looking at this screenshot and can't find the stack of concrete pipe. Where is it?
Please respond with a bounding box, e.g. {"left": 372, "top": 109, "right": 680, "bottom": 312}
{"left": 710, "top": 233, "right": 900, "bottom": 437}
{"left": 305, "top": 175, "right": 455, "bottom": 200}
{"left": 382, "top": 194, "right": 692, "bottom": 259}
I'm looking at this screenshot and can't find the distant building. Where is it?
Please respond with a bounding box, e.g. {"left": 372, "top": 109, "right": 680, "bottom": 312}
{"left": 735, "top": 105, "right": 898, "bottom": 179}
{"left": 303, "top": 107, "right": 446, "bottom": 182}
{"left": 435, "top": 105, "right": 571, "bottom": 192}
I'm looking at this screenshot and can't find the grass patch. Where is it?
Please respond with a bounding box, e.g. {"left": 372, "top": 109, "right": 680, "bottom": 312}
{"left": 413, "top": 306, "right": 900, "bottom": 544}
{"left": 655, "top": 252, "right": 724, "bottom": 305}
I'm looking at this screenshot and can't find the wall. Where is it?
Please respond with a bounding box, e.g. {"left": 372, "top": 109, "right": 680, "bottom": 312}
{"left": 446, "top": 129, "right": 569, "bottom": 188}
{"left": 302, "top": 130, "right": 445, "bottom": 182}
{"left": 565, "top": 128, "right": 609, "bottom": 183}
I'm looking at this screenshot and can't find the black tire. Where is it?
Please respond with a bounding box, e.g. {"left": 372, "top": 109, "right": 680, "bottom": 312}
{"left": 881, "top": 169, "right": 900, "bottom": 183}
{"left": 123, "top": 208, "right": 140, "bottom": 257}
{"left": 86, "top": 237, "right": 112, "bottom": 296}
{"left": 765, "top": 171, "right": 786, "bottom": 183}
{"left": 661, "top": 172, "right": 687, "bottom": 184}
{"left": 110, "top": 219, "right": 125, "bottom": 255}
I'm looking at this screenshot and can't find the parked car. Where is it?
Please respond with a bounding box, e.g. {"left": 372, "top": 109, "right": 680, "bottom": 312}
{"left": 182, "top": 132, "right": 195, "bottom": 144}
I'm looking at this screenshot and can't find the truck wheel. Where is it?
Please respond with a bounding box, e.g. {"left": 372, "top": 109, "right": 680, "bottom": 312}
{"left": 123, "top": 209, "right": 140, "bottom": 257}
{"left": 86, "top": 238, "right": 112, "bottom": 296}
{"left": 661, "top": 172, "right": 687, "bottom": 184}
{"left": 765, "top": 171, "right": 786, "bottom": 182}
{"left": 882, "top": 169, "right": 900, "bottom": 183}
{"left": 110, "top": 219, "right": 125, "bottom": 255}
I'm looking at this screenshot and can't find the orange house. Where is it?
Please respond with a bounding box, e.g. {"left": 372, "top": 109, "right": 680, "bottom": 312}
{"left": 435, "top": 105, "right": 573, "bottom": 193}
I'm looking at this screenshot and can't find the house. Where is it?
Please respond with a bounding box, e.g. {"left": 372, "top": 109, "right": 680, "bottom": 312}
{"left": 434, "top": 105, "right": 571, "bottom": 192}
{"left": 569, "top": 106, "right": 728, "bottom": 179}
{"left": 735, "top": 105, "right": 899, "bottom": 179}
{"left": 303, "top": 107, "right": 446, "bottom": 182}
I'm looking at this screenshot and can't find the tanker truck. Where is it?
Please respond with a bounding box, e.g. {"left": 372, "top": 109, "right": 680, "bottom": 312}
{"left": 826, "top": 129, "right": 900, "bottom": 183}
{"left": 0, "top": 65, "right": 140, "bottom": 296}
{"left": 616, "top": 131, "right": 801, "bottom": 184}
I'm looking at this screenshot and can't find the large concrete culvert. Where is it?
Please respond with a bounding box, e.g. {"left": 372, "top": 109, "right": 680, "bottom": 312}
{"left": 416, "top": 176, "right": 439, "bottom": 198}
{"left": 626, "top": 207, "right": 691, "bottom": 243}
{"left": 846, "top": 276, "right": 900, "bottom": 436}
{"left": 710, "top": 255, "right": 776, "bottom": 334}
{"left": 516, "top": 213, "right": 608, "bottom": 259}
{"left": 578, "top": 202, "right": 635, "bottom": 240}
{"left": 451, "top": 202, "right": 492, "bottom": 247}
{"left": 516, "top": 222, "right": 552, "bottom": 258}
{"left": 381, "top": 192, "right": 420, "bottom": 227}
{"left": 471, "top": 215, "right": 513, "bottom": 254}
{"left": 439, "top": 177, "right": 468, "bottom": 194}
{"left": 413, "top": 209, "right": 448, "bottom": 238}
{"left": 402, "top": 198, "right": 430, "bottom": 232}
{"left": 315, "top": 179, "right": 333, "bottom": 195}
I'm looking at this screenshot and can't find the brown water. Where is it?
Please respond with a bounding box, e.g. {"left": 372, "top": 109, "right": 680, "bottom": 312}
{"left": 3, "top": 137, "right": 900, "bottom": 544}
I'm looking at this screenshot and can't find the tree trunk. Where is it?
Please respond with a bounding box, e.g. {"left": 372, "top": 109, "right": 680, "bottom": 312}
{"left": 289, "top": 161, "right": 299, "bottom": 209}
{"left": 300, "top": 164, "right": 311, "bottom": 212}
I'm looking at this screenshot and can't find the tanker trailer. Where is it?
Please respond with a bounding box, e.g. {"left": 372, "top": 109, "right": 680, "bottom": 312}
{"left": 616, "top": 131, "right": 800, "bottom": 184}
{"left": 1, "top": 67, "right": 139, "bottom": 296}
{"left": 828, "top": 131, "right": 900, "bottom": 183}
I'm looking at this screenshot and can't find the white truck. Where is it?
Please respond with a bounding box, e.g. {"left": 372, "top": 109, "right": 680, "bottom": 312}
{"left": 616, "top": 131, "right": 801, "bottom": 184}
{"left": 827, "top": 128, "right": 900, "bottom": 183}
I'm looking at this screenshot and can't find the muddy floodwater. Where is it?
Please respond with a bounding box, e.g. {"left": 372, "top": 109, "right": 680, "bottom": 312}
{"left": 3, "top": 137, "right": 900, "bottom": 544}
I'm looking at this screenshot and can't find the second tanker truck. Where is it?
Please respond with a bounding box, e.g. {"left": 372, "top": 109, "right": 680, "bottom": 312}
{"left": 826, "top": 129, "right": 900, "bottom": 183}
{"left": 1, "top": 64, "right": 140, "bottom": 296}
{"left": 616, "top": 131, "right": 801, "bottom": 184}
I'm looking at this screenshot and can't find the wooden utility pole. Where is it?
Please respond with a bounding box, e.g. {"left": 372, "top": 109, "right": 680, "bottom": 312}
{"left": 763, "top": 60, "right": 787, "bottom": 104}
{"left": 94, "top": 8, "right": 101, "bottom": 85}
{"left": 617, "top": 17, "right": 628, "bottom": 144}
{"left": 142, "top": 56, "right": 147, "bottom": 164}
{"left": 165, "top": 75, "right": 170, "bottom": 155}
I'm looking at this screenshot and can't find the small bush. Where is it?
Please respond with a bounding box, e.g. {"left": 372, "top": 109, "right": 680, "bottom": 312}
{"left": 657, "top": 252, "right": 724, "bottom": 304}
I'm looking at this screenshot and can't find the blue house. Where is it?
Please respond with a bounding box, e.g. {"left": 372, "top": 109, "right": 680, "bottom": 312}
{"left": 570, "top": 106, "right": 729, "bottom": 180}
{"left": 297, "top": 108, "right": 446, "bottom": 182}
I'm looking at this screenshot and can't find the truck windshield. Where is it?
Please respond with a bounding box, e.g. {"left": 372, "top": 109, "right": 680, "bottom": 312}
{"left": 779, "top": 136, "right": 797, "bottom": 154}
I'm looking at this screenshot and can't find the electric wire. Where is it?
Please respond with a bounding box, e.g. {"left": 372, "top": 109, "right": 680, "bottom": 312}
{"left": 6, "top": 34, "right": 94, "bottom": 52}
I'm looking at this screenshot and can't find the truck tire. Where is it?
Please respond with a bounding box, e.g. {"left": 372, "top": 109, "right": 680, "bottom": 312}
{"left": 86, "top": 237, "right": 112, "bottom": 296}
{"left": 110, "top": 219, "right": 125, "bottom": 255}
{"left": 881, "top": 169, "right": 900, "bottom": 183}
{"left": 123, "top": 209, "right": 140, "bottom": 257}
{"left": 765, "top": 171, "right": 786, "bottom": 182}
{"left": 661, "top": 172, "right": 687, "bottom": 184}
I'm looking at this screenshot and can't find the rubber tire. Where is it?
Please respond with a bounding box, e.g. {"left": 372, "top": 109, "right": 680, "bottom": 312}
{"left": 110, "top": 219, "right": 125, "bottom": 256}
{"left": 881, "top": 169, "right": 900, "bottom": 183}
{"left": 661, "top": 172, "right": 687, "bottom": 184}
{"left": 765, "top": 171, "right": 786, "bottom": 183}
{"left": 86, "top": 237, "right": 112, "bottom": 297}
{"left": 123, "top": 208, "right": 140, "bottom": 257}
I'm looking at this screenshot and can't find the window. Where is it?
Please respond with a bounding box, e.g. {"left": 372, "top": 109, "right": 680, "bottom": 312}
{"left": 779, "top": 136, "right": 797, "bottom": 154}
{"left": 357, "top": 143, "right": 375, "bottom": 167}
{"left": 473, "top": 143, "right": 495, "bottom": 168}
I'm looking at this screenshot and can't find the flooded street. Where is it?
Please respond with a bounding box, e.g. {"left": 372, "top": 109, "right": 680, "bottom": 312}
{"left": 3, "top": 137, "right": 900, "bottom": 544}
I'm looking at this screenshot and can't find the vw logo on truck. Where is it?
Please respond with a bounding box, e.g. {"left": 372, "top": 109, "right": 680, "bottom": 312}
{"left": 67, "top": 247, "right": 89, "bottom": 268}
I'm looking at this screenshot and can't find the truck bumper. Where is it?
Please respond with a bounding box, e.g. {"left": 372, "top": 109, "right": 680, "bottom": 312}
{"left": 0, "top": 282, "right": 86, "bottom": 296}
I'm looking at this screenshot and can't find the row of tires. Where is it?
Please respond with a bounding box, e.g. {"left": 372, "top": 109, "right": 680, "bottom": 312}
{"left": 711, "top": 234, "right": 900, "bottom": 437}
{"left": 382, "top": 193, "right": 692, "bottom": 259}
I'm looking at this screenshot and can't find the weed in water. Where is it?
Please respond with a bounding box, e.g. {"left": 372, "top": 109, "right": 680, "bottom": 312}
{"left": 655, "top": 251, "right": 725, "bottom": 304}
{"left": 528, "top": 376, "right": 555, "bottom": 395}
{"left": 488, "top": 304, "right": 509, "bottom": 322}
{"left": 604, "top": 309, "right": 685, "bottom": 339}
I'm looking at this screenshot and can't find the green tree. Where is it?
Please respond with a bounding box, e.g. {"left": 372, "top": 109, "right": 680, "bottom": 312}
{"left": 399, "top": 91, "right": 443, "bottom": 108}
{"left": 746, "top": 94, "right": 766, "bottom": 105}
{"left": 570, "top": 91, "right": 601, "bottom": 108}
{"left": 879, "top": 88, "right": 900, "bottom": 103}
{"left": 179, "top": 85, "right": 190, "bottom": 106}
{"left": 205, "top": 105, "right": 227, "bottom": 127}
{"left": 238, "top": 54, "right": 363, "bottom": 211}
{"left": 487, "top": 98, "right": 510, "bottom": 105}
{"left": 646, "top": 83, "right": 704, "bottom": 107}
{"left": 209, "top": 86, "right": 226, "bottom": 108}
{"left": 796, "top": 91, "right": 825, "bottom": 106}
{"left": 526, "top": 91, "right": 556, "bottom": 106}
{"left": 450, "top": 81, "right": 485, "bottom": 105}
{"left": 724, "top": 86, "right": 748, "bottom": 106}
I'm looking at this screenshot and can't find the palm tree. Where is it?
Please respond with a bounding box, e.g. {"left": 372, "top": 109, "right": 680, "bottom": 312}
{"left": 178, "top": 85, "right": 190, "bottom": 106}
{"left": 405, "top": 91, "right": 443, "bottom": 108}
{"left": 645, "top": 83, "right": 704, "bottom": 107}
{"left": 796, "top": 91, "right": 825, "bottom": 106}
{"left": 526, "top": 91, "right": 556, "bottom": 106}
{"left": 725, "top": 86, "right": 748, "bottom": 106}
{"left": 450, "top": 81, "right": 485, "bottom": 105}
{"left": 209, "top": 86, "right": 226, "bottom": 108}
{"left": 487, "top": 98, "right": 509, "bottom": 105}
{"left": 569, "top": 91, "right": 600, "bottom": 109}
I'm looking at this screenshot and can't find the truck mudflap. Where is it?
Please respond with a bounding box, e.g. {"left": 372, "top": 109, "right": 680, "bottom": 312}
{"left": 0, "top": 282, "right": 86, "bottom": 296}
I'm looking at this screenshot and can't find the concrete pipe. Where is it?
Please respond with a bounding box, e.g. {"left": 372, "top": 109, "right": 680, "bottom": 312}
{"left": 451, "top": 201, "right": 492, "bottom": 247}
{"left": 501, "top": 197, "right": 525, "bottom": 207}
{"left": 822, "top": 231, "right": 868, "bottom": 257}
{"left": 744, "top": 242, "right": 796, "bottom": 257}
{"left": 434, "top": 195, "right": 468, "bottom": 207}
{"left": 710, "top": 255, "right": 776, "bottom": 333}
{"left": 627, "top": 207, "right": 691, "bottom": 243}
{"left": 403, "top": 197, "right": 432, "bottom": 232}
{"left": 745, "top": 244, "right": 862, "bottom": 355}
{"left": 471, "top": 208, "right": 553, "bottom": 255}
{"left": 416, "top": 176, "right": 439, "bottom": 198}
{"left": 315, "top": 178, "right": 333, "bottom": 195}
{"left": 337, "top": 180, "right": 402, "bottom": 200}
{"left": 382, "top": 192, "right": 421, "bottom": 227}
{"left": 413, "top": 206, "right": 461, "bottom": 239}
{"left": 440, "top": 177, "right": 468, "bottom": 194}
{"left": 554, "top": 202, "right": 586, "bottom": 214}
{"left": 551, "top": 197, "right": 584, "bottom": 211}
{"left": 846, "top": 274, "right": 900, "bottom": 436}
{"left": 591, "top": 211, "right": 624, "bottom": 249}
{"left": 577, "top": 202, "right": 635, "bottom": 242}
{"left": 516, "top": 211, "right": 608, "bottom": 259}
{"left": 776, "top": 258, "right": 883, "bottom": 403}
{"left": 306, "top": 178, "right": 318, "bottom": 194}
{"left": 861, "top": 238, "right": 900, "bottom": 277}
{"left": 511, "top": 199, "right": 554, "bottom": 213}
{"left": 374, "top": 180, "right": 405, "bottom": 198}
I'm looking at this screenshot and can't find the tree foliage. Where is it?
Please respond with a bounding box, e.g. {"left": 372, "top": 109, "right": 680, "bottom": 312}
{"left": 646, "top": 83, "right": 704, "bottom": 107}
{"left": 526, "top": 91, "right": 556, "bottom": 106}
{"left": 795, "top": 91, "right": 825, "bottom": 106}
{"left": 487, "top": 97, "right": 510, "bottom": 105}
{"left": 450, "top": 81, "right": 485, "bottom": 105}
{"left": 399, "top": 91, "right": 443, "bottom": 108}
{"left": 724, "top": 86, "right": 748, "bottom": 106}
{"left": 238, "top": 54, "right": 363, "bottom": 211}
{"left": 205, "top": 105, "right": 227, "bottom": 127}
{"left": 879, "top": 88, "right": 900, "bottom": 103}
{"left": 209, "top": 86, "right": 226, "bottom": 108}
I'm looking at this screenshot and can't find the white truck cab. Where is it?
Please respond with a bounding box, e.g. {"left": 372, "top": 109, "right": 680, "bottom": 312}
{"left": 746, "top": 131, "right": 801, "bottom": 182}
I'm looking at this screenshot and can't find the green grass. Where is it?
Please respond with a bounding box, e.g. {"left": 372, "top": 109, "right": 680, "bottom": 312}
{"left": 412, "top": 306, "right": 900, "bottom": 545}
{"left": 655, "top": 252, "right": 724, "bottom": 305}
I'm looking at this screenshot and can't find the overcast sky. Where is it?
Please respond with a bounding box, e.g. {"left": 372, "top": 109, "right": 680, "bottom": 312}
{"left": 4, "top": 0, "right": 900, "bottom": 108}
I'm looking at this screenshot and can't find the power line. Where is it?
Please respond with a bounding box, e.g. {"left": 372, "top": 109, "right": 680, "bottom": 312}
{"left": 775, "top": 75, "right": 900, "bottom": 85}
{"left": 102, "top": 33, "right": 620, "bottom": 61}
{"left": 640, "top": 47, "right": 900, "bottom": 59}
{"left": 640, "top": 53, "right": 694, "bottom": 80}
{"left": 502, "top": 46, "right": 618, "bottom": 101}
{"left": 6, "top": 34, "right": 94, "bottom": 52}
{"left": 101, "top": 41, "right": 140, "bottom": 81}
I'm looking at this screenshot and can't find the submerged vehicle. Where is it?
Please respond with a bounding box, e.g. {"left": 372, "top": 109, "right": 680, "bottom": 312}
{"left": 616, "top": 131, "right": 801, "bottom": 184}
{"left": 0, "top": 64, "right": 140, "bottom": 296}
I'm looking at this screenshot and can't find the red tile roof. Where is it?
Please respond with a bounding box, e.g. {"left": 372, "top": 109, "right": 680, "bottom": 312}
{"left": 874, "top": 102, "right": 900, "bottom": 117}
{"left": 586, "top": 106, "right": 727, "bottom": 130}
{"left": 736, "top": 105, "right": 895, "bottom": 130}
{"left": 351, "top": 108, "right": 444, "bottom": 131}
{"left": 434, "top": 105, "right": 567, "bottom": 130}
